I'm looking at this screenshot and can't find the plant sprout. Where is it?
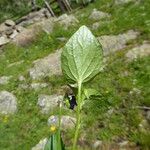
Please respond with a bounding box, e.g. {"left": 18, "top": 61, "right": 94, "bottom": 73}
{"left": 61, "top": 25, "right": 103, "bottom": 150}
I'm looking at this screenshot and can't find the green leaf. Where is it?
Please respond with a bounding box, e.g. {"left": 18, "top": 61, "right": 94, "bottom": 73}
{"left": 83, "top": 88, "right": 101, "bottom": 99}
{"left": 61, "top": 25, "right": 103, "bottom": 84}
{"left": 44, "top": 131, "right": 65, "bottom": 150}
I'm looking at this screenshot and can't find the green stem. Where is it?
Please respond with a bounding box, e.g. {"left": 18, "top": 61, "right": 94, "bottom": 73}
{"left": 58, "top": 100, "right": 62, "bottom": 150}
{"left": 72, "top": 82, "right": 82, "bottom": 150}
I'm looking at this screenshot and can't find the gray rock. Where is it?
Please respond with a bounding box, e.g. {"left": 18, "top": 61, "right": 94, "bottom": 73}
{"left": 93, "top": 140, "right": 102, "bottom": 149}
{"left": 115, "top": 0, "right": 135, "bottom": 5}
{"left": 18, "top": 75, "right": 26, "bottom": 81}
{"left": 34, "top": 18, "right": 54, "bottom": 34}
{"left": 0, "top": 76, "right": 12, "bottom": 85}
{"left": 0, "top": 91, "right": 17, "bottom": 114}
{"left": 31, "top": 138, "right": 47, "bottom": 150}
{"left": 5, "top": 20, "right": 15, "bottom": 27}
{"left": 92, "top": 22, "right": 100, "bottom": 30}
{"left": 15, "top": 25, "right": 25, "bottom": 33}
{"left": 9, "top": 30, "right": 18, "bottom": 39}
{"left": 0, "top": 36, "right": 10, "bottom": 46}
{"left": 48, "top": 115, "right": 76, "bottom": 129}
{"left": 55, "top": 14, "right": 79, "bottom": 30}
{"left": 29, "top": 49, "right": 62, "bottom": 79}
{"left": 89, "top": 9, "right": 111, "bottom": 21}
{"left": 13, "top": 25, "right": 41, "bottom": 46}
{"left": 31, "top": 83, "right": 48, "bottom": 90}
{"left": 126, "top": 42, "right": 150, "bottom": 61}
{"left": 37, "top": 94, "right": 63, "bottom": 114}
{"left": 0, "top": 23, "right": 10, "bottom": 34}
{"left": 97, "top": 30, "right": 139, "bottom": 55}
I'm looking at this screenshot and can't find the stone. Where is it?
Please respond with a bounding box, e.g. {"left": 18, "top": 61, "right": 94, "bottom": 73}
{"left": 29, "top": 49, "right": 62, "bottom": 79}
{"left": 31, "top": 138, "right": 47, "bottom": 150}
{"left": 34, "top": 18, "right": 54, "bottom": 34}
{"left": 0, "top": 23, "right": 10, "bottom": 34}
{"left": 126, "top": 42, "right": 150, "bottom": 61}
{"left": 89, "top": 9, "right": 111, "bottom": 21}
{"left": 13, "top": 25, "right": 41, "bottom": 46}
{"left": 15, "top": 25, "right": 25, "bottom": 33}
{"left": 93, "top": 140, "right": 102, "bottom": 149}
{"left": 118, "top": 141, "right": 129, "bottom": 147}
{"left": 0, "top": 91, "right": 17, "bottom": 114}
{"left": 9, "top": 30, "right": 18, "bottom": 39}
{"left": 115, "top": 0, "right": 135, "bottom": 5}
{"left": 92, "top": 22, "right": 100, "bottom": 30}
{"left": 139, "top": 119, "right": 149, "bottom": 133}
{"left": 5, "top": 20, "right": 15, "bottom": 26}
{"left": 97, "top": 30, "right": 139, "bottom": 55}
{"left": 18, "top": 75, "right": 26, "bottom": 81}
{"left": 37, "top": 94, "right": 63, "bottom": 114}
{"left": 18, "top": 8, "right": 49, "bottom": 27}
{"left": 48, "top": 115, "right": 76, "bottom": 129}
{"left": 0, "top": 76, "right": 12, "bottom": 85}
{"left": 55, "top": 14, "right": 79, "bottom": 30}
{"left": 30, "top": 83, "right": 48, "bottom": 90}
{"left": 0, "top": 36, "right": 10, "bottom": 46}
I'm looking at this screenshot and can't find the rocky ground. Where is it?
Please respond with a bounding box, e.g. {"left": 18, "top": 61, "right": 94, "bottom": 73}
{"left": 0, "top": 0, "right": 150, "bottom": 150}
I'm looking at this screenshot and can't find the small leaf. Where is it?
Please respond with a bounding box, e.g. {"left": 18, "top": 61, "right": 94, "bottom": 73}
{"left": 44, "top": 131, "right": 65, "bottom": 150}
{"left": 61, "top": 25, "right": 103, "bottom": 84}
{"left": 84, "top": 88, "right": 101, "bottom": 99}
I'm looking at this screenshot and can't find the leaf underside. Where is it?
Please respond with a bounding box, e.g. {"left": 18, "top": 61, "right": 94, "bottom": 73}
{"left": 61, "top": 25, "right": 103, "bottom": 84}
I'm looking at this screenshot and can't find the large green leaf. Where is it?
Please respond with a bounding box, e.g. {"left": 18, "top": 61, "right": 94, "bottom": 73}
{"left": 61, "top": 25, "right": 103, "bottom": 84}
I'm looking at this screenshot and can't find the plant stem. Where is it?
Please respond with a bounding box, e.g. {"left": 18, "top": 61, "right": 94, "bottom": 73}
{"left": 72, "top": 82, "right": 82, "bottom": 150}
{"left": 58, "top": 100, "right": 62, "bottom": 150}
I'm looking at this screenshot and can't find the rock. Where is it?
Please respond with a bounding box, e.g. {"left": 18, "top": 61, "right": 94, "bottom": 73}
{"left": 29, "top": 49, "right": 62, "bottom": 79}
{"left": 18, "top": 8, "right": 49, "bottom": 27}
{"left": 9, "top": 30, "right": 18, "bottom": 39}
{"left": 48, "top": 115, "right": 76, "bottom": 129}
{"left": 31, "top": 138, "right": 47, "bottom": 150}
{"left": 89, "top": 9, "right": 111, "bottom": 21}
{"left": 97, "top": 30, "right": 139, "bottom": 55}
{"left": 126, "top": 42, "right": 150, "bottom": 61}
{"left": 115, "top": 0, "right": 135, "bottom": 5}
{"left": 93, "top": 140, "right": 102, "bottom": 149}
{"left": 0, "top": 76, "right": 12, "bottom": 85}
{"left": 118, "top": 141, "right": 129, "bottom": 148}
{"left": 5, "top": 20, "right": 15, "bottom": 27}
{"left": 55, "top": 14, "right": 79, "bottom": 30}
{"left": 31, "top": 83, "right": 48, "bottom": 90}
{"left": 37, "top": 94, "right": 63, "bottom": 114}
{"left": 5, "top": 28, "right": 14, "bottom": 36}
{"left": 139, "top": 119, "right": 149, "bottom": 133}
{"left": 0, "top": 36, "right": 10, "bottom": 46}
{"left": 18, "top": 75, "right": 26, "bottom": 81}
{"left": 34, "top": 18, "right": 54, "bottom": 34}
{"left": 15, "top": 25, "right": 25, "bottom": 33}
{"left": 13, "top": 25, "right": 41, "bottom": 46}
{"left": 129, "top": 88, "right": 141, "bottom": 95}
{"left": 0, "top": 91, "right": 17, "bottom": 114}
{"left": 0, "top": 23, "right": 10, "bottom": 34}
{"left": 92, "top": 22, "right": 100, "bottom": 30}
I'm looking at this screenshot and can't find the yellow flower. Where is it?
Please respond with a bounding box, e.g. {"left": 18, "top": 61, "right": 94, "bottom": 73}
{"left": 50, "top": 126, "right": 56, "bottom": 132}
{"left": 3, "top": 116, "right": 8, "bottom": 123}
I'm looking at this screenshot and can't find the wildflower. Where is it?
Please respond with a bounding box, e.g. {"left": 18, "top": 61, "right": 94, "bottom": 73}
{"left": 50, "top": 125, "right": 57, "bottom": 132}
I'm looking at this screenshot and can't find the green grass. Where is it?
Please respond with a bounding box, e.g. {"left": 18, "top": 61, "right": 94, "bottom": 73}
{"left": 0, "top": 0, "right": 150, "bottom": 149}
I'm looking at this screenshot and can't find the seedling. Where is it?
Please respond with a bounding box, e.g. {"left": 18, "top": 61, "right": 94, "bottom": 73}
{"left": 61, "top": 25, "right": 103, "bottom": 150}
